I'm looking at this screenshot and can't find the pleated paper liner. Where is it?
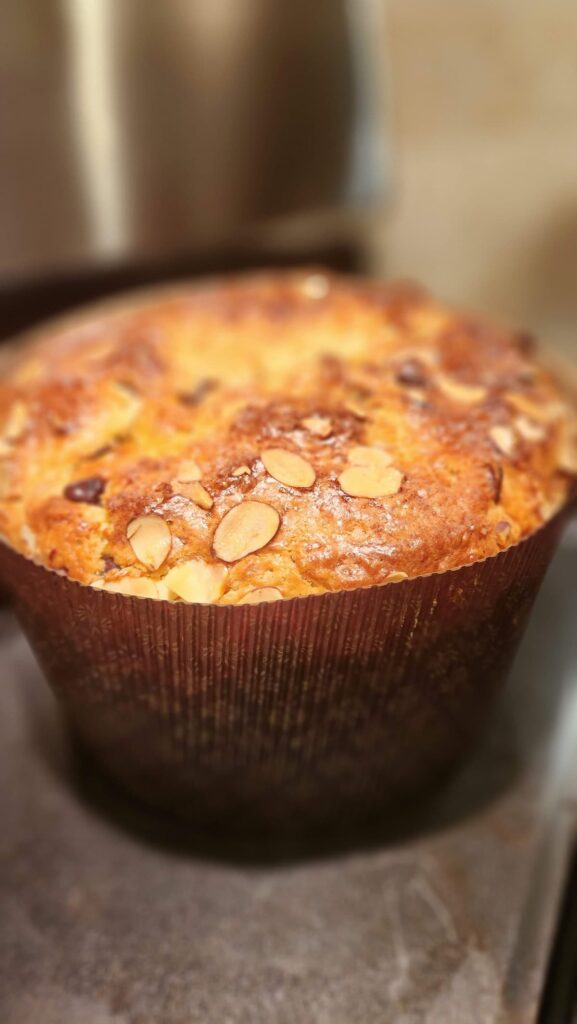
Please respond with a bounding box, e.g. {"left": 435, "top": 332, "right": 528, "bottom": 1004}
{"left": 0, "top": 499, "right": 574, "bottom": 841}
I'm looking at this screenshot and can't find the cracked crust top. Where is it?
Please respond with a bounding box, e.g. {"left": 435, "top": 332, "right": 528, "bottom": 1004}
{"left": 0, "top": 271, "right": 575, "bottom": 604}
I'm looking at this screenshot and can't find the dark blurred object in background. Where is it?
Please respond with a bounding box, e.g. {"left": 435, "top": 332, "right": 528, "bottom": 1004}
{"left": 0, "top": 0, "right": 390, "bottom": 338}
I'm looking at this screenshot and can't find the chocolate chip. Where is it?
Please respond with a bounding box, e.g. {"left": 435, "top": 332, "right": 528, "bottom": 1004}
{"left": 64, "top": 475, "right": 106, "bottom": 505}
{"left": 178, "top": 379, "right": 217, "bottom": 406}
{"left": 101, "top": 553, "right": 118, "bottom": 572}
{"left": 395, "top": 359, "right": 428, "bottom": 388}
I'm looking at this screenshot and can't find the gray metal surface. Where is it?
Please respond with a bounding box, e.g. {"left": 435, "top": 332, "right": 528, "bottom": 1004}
{"left": 1, "top": 528, "right": 577, "bottom": 1024}
{"left": 0, "top": 0, "right": 389, "bottom": 282}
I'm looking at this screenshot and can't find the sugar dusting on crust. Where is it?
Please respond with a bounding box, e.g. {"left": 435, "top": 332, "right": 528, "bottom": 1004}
{"left": 0, "top": 271, "right": 575, "bottom": 603}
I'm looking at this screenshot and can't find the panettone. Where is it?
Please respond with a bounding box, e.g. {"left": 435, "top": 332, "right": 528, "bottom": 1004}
{"left": 0, "top": 271, "right": 575, "bottom": 605}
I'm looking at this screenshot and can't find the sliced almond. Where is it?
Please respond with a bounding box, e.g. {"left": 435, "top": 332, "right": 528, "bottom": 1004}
{"left": 164, "top": 559, "right": 227, "bottom": 603}
{"left": 108, "top": 385, "right": 142, "bottom": 433}
{"left": 437, "top": 374, "right": 488, "bottom": 405}
{"left": 514, "top": 415, "right": 547, "bottom": 443}
{"left": 409, "top": 307, "right": 450, "bottom": 339}
{"left": 301, "top": 415, "right": 332, "bottom": 438}
{"left": 558, "top": 428, "right": 577, "bottom": 475}
{"left": 506, "top": 392, "right": 566, "bottom": 423}
{"left": 540, "top": 495, "right": 563, "bottom": 521}
{"left": 232, "top": 465, "right": 251, "bottom": 477}
{"left": 344, "top": 401, "right": 368, "bottom": 420}
{"left": 0, "top": 460, "right": 13, "bottom": 499}
{"left": 489, "top": 425, "right": 516, "bottom": 458}
{"left": 126, "top": 514, "right": 172, "bottom": 570}
{"left": 154, "top": 579, "right": 175, "bottom": 602}
{"left": 176, "top": 458, "right": 202, "bottom": 482}
{"left": 384, "top": 571, "right": 408, "bottom": 583}
{"left": 102, "top": 575, "right": 163, "bottom": 600}
{"left": 348, "top": 445, "right": 393, "bottom": 470}
{"left": 405, "top": 387, "right": 428, "bottom": 406}
{"left": 261, "top": 448, "right": 316, "bottom": 488}
{"left": 213, "top": 500, "right": 280, "bottom": 562}
{"left": 301, "top": 273, "right": 330, "bottom": 299}
{"left": 175, "top": 480, "right": 213, "bottom": 510}
{"left": 237, "top": 587, "right": 283, "bottom": 605}
{"left": 2, "top": 401, "right": 28, "bottom": 441}
{"left": 20, "top": 524, "right": 37, "bottom": 554}
{"left": 338, "top": 465, "right": 403, "bottom": 499}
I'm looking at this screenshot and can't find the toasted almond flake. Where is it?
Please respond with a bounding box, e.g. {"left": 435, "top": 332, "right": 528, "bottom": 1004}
{"left": 506, "top": 392, "right": 566, "bottom": 423}
{"left": 344, "top": 401, "right": 368, "bottom": 420}
{"left": 108, "top": 386, "right": 142, "bottom": 432}
{"left": 237, "top": 587, "right": 283, "bottom": 605}
{"left": 559, "top": 452, "right": 577, "bottom": 475}
{"left": 301, "top": 273, "right": 330, "bottom": 299}
{"left": 514, "top": 415, "right": 547, "bottom": 443}
{"left": 175, "top": 480, "right": 214, "bottom": 509}
{"left": 540, "top": 495, "right": 563, "bottom": 520}
{"left": 3, "top": 401, "right": 28, "bottom": 441}
{"left": 338, "top": 465, "right": 403, "bottom": 499}
{"left": 232, "top": 465, "right": 251, "bottom": 477}
{"left": 437, "top": 374, "right": 488, "bottom": 404}
{"left": 558, "top": 429, "right": 577, "bottom": 474}
{"left": 102, "top": 576, "right": 163, "bottom": 600}
{"left": 164, "top": 559, "right": 227, "bottom": 603}
{"left": 261, "top": 448, "right": 316, "bottom": 488}
{"left": 0, "top": 460, "right": 11, "bottom": 498}
{"left": 301, "top": 415, "right": 332, "bottom": 438}
{"left": 546, "top": 401, "right": 570, "bottom": 422}
{"left": 409, "top": 307, "right": 450, "bottom": 338}
{"left": 126, "top": 514, "right": 172, "bottom": 570}
{"left": 213, "top": 500, "right": 280, "bottom": 562}
{"left": 385, "top": 571, "right": 408, "bottom": 583}
{"left": 20, "top": 524, "right": 37, "bottom": 554}
{"left": 176, "top": 458, "right": 202, "bottom": 481}
{"left": 405, "top": 387, "right": 428, "bottom": 406}
{"left": 489, "top": 425, "right": 517, "bottom": 458}
{"left": 154, "top": 580, "right": 175, "bottom": 602}
{"left": 348, "top": 445, "right": 393, "bottom": 470}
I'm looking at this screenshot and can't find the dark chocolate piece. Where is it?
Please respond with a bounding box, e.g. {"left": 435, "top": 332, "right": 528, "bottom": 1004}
{"left": 64, "top": 475, "right": 106, "bottom": 506}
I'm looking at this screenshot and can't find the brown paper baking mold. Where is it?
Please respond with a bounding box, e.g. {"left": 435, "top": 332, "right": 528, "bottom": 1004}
{"left": 0, "top": 502, "right": 573, "bottom": 837}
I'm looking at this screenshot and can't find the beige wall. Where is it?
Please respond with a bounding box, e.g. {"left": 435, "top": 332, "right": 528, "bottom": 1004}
{"left": 382, "top": 0, "right": 577, "bottom": 357}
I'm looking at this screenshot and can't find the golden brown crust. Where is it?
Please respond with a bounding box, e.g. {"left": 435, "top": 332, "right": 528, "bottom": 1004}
{"left": 0, "top": 271, "right": 575, "bottom": 603}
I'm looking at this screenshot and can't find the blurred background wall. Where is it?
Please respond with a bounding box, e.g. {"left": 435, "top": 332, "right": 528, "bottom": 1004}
{"left": 382, "top": 0, "right": 577, "bottom": 358}
{"left": 1, "top": 0, "right": 576, "bottom": 361}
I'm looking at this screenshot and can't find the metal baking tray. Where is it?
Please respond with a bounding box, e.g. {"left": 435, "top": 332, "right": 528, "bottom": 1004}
{"left": 1, "top": 524, "right": 577, "bottom": 1024}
